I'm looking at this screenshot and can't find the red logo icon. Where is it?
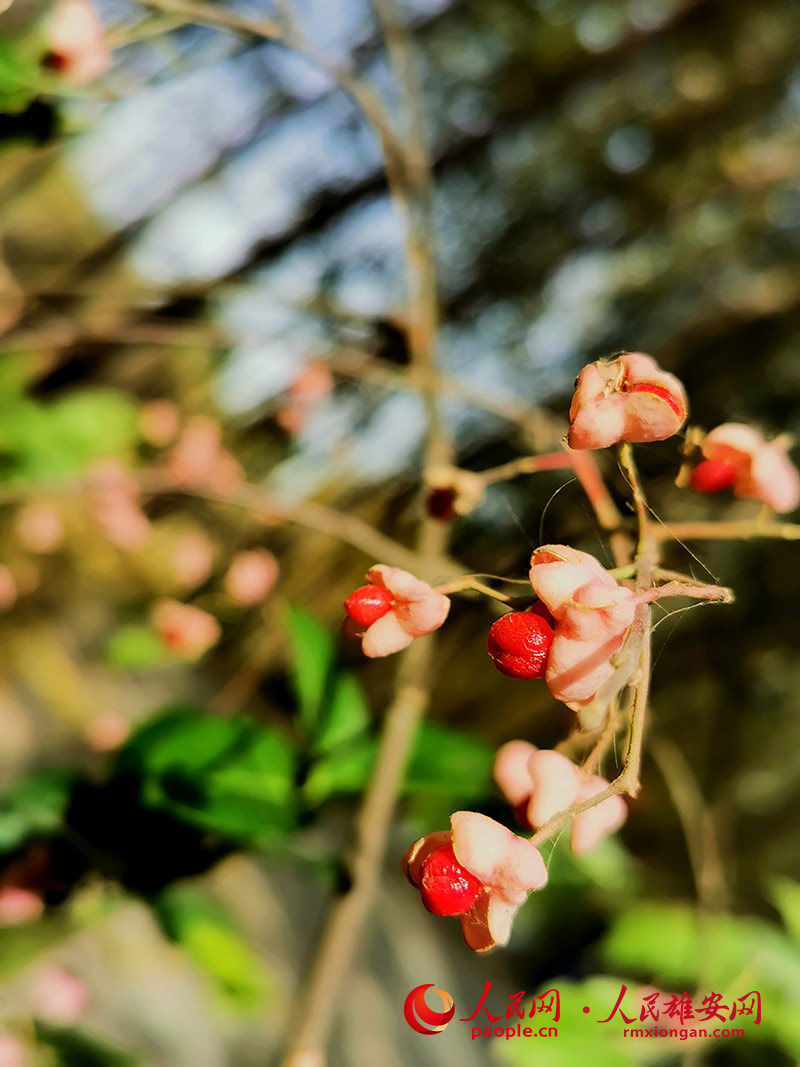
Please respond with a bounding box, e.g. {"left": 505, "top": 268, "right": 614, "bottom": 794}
{"left": 404, "top": 984, "right": 455, "bottom": 1035}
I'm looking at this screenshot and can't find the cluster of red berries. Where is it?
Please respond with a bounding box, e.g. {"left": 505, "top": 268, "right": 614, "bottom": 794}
{"left": 486, "top": 602, "right": 555, "bottom": 680}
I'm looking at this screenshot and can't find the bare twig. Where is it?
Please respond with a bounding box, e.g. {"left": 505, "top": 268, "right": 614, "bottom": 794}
{"left": 650, "top": 737, "right": 729, "bottom": 912}
{"left": 279, "top": 2, "right": 448, "bottom": 1063}
{"left": 656, "top": 519, "right": 800, "bottom": 543}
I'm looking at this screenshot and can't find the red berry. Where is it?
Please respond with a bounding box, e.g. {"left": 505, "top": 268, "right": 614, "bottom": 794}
{"left": 487, "top": 610, "right": 554, "bottom": 680}
{"left": 419, "top": 844, "right": 483, "bottom": 916}
{"left": 624, "top": 381, "right": 684, "bottom": 419}
{"left": 344, "top": 584, "right": 394, "bottom": 628}
{"left": 690, "top": 458, "right": 738, "bottom": 494}
{"left": 527, "top": 599, "right": 556, "bottom": 629}
{"left": 425, "top": 487, "right": 457, "bottom": 521}
{"left": 512, "top": 799, "right": 534, "bottom": 832}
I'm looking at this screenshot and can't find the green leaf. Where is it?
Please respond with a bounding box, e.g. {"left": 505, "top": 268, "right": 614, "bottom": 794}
{"left": 155, "top": 886, "right": 271, "bottom": 1011}
{"left": 0, "top": 769, "right": 74, "bottom": 853}
{"left": 284, "top": 605, "right": 335, "bottom": 734}
{"left": 302, "top": 736, "right": 378, "bottom": 806}
{"left": 302, "top": 721, "right": 494, "bottom": 808}
{"left": 0, "top": 389, "right": 138, "bottom": 484}
{"left": 35, "top": 1021, "right": 139, "bottom": 1067}
{"left": 114, "top": 708, "right": 297, "bottom": 843}
{"left": 0, "top": 39, "right": 38, "bottom": 113}
{"left": 315, "top": 672, "right": 370, "bottom": 754}
{"left": 602, "top": 902, "right": 800, "bottom": 1003}
{"left": 771, "top": 878, "right": 800, "bottom": 946}
{"left": 106, "top": 626, "right": 169, "bottom": 670}
{"left": 404, "top": 722, "right": 494, "bottom": 801}
{"left": 492, "top": 976, "right": 641, "bottom": 1067}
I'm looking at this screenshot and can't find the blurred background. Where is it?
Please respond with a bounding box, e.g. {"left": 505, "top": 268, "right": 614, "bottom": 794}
{"left": 1, "top": 0, "right": 800, "bottom": 1063}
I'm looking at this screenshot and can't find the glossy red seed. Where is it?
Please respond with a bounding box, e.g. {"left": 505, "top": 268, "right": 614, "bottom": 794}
{"left": 419, "top": 844, "right": 483, "bottom": 916}
{"left": 344, "top": 584, "right": 394, "bottom": 628}
{"left": 624, "top": 381, "right": 684, "bottom": 419}
{"left": 690, "top": 458, "right": 738, "bottom": 494}
{"left": 487, "top": 611, "right": 554, "bottom": 679}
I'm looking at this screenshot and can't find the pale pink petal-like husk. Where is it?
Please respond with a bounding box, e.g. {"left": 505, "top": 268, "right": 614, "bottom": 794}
{"left": 557, "top": 582, "right": 635, "bottom": 642}
{"left": 568, "top": 353, "right": 687, "bottom": 448}
{"left": 546, "top": 630, "right": 622, "bottom": 704}
{"left": 401, "top": 830, "right": 451, "bottom": 887}
{"left": 568, "top": 362, "right": 625, "bottom": 450}
{"left": 746, "top": 443, "right": 800, "bottom": 513}
{"left": 701, "top": 423, "right": 763, "bottom": 468}
{"left": 394, "top": 590, "right": 451, "bottom": 637}
{"left": 458, "top": 893, "right": 494, "bottom": 952}
{"left": 569, "top": 395, "right": 628, "bottom": 450}
{"left": 618, "top": 352, "right": 663, "bottom": 380}
{"left": 361, "top": 611, "right": 415, "bottom": 658}
{"left": 621, "top": 389, "right": 687, "bottom": 443}
{"left": 526, "top": 750, "right": 582, "bottom": 827}
{"left": 485, "top": 894, "right": 521, "bottom": 946}
{"left": 702, "top": 424, "right": 800, "bottom": 512}
{"left": 529, "top": 545, "right": 614, "bottom": 615}
{"left": 570, "top": 775, "right": 627, "bottom": 854}
{"left": 493, "top": 741, "right": 538, "bottom": 806}
{"left": 622, "top": 353, "right": 687, "bottom": 411}
{"left": 367, "top": 564, "right": 433, "bottom": 601}
{"left": 450, "top": 812, "right": 547, "bottom": 893}
{"left": 47, "top": 0, "right": 111, "bottom": 85}
{"left": 458, "top": 888, "right": 526, "bottom": 952}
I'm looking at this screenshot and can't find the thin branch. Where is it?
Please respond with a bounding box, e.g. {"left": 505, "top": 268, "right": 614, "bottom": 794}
{"left": 282, "top": 640, "right": 436, "bottom": 1067}
{"left": 650, "top": 737, "right": 729, "bottom": 912}
{"left": 656, "top": 519, "right": 800, "bottom": 543}
{"left": 280, "top": 2, "right": 448, "bottom": 1063}
{"left": 141, "top": 0, "right": 282, "bottom": 38}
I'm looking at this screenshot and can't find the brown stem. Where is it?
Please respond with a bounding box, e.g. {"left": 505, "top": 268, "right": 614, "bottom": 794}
{"left": 649, "top": 737, "right": 729, "bottom": 912}
{"left": 656, "top": 519, "right": 800, "bottom": 543}
{"left": 282, "top": 637, "right": 437, "bottom": 1067}
{"left": 135, "top": 471, "right": 460, "bottom": 582}
{"left": 280, "top": 3, "right": 446, "bottom": 1063}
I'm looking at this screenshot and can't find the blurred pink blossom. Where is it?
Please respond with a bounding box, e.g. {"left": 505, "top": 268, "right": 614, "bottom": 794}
{"left": 152, "top": 599, "right": 221, "bottom": 659}
{"left": 224, "top": 549, "right": 279, "bottom": 606}
{"left": 29, "top": 966, "right": 89, "bottom": 1025}
{"left": 43, "top": 0, "right": 111, "bottom": 86}
{"left": 276, "top": 360, "right": 334, "bottom": 436}
{"left": 0, "top": 566, "right": 17, "bottom": 612}
{"left": 87, "top": 460, "right": 151, "bottom": 549}
{"left": 0, "top": 887, "right": 44, "bottom": 926}
{"left": 166, "top": 417, "right": 243, "bottom": 492}
{"left": 0, "top": 1033, "right": 26, "bottom": 1067}
{"left": 84, "top": 711, "right": 131, "bottom": 753}
{"left": 139, "top": 400, "right": 180, "bottom": 448}
{"left": 14, "top": 502, "right": 64, "bottom": 554}
{"left": 171, "top": 530, "right": 215, "bottom": 589}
